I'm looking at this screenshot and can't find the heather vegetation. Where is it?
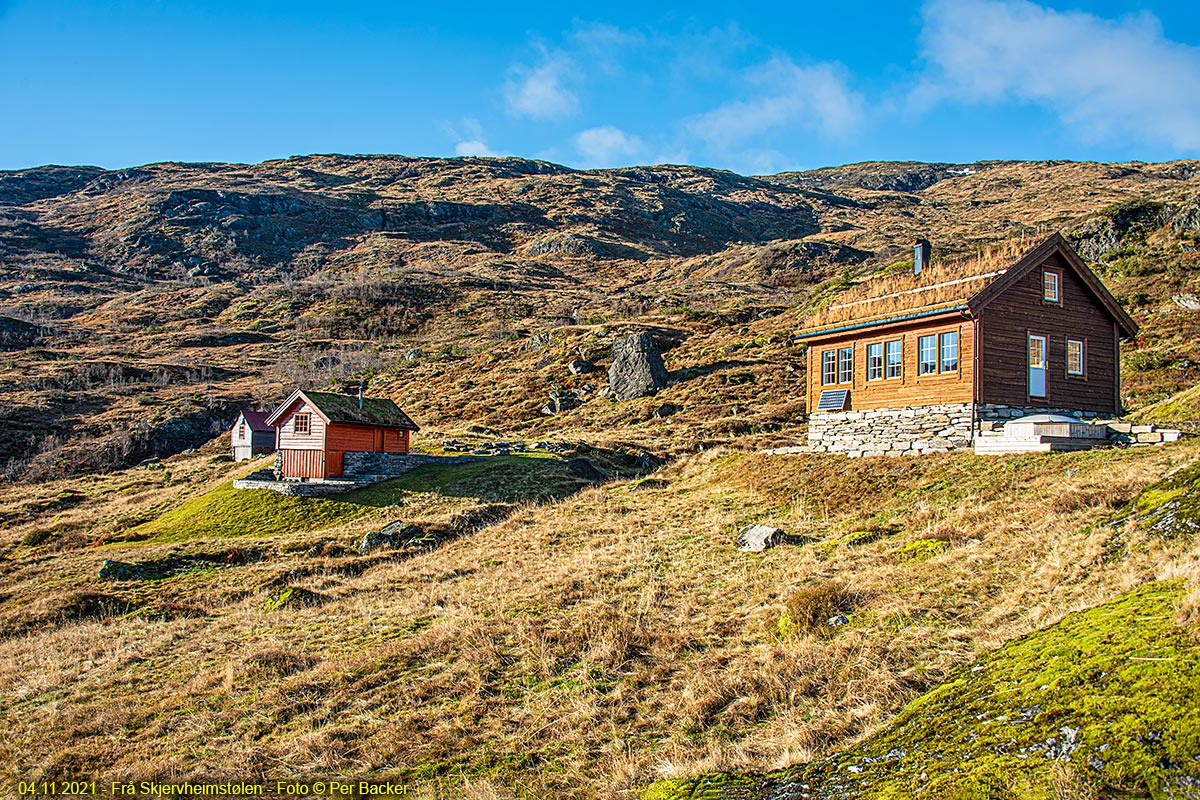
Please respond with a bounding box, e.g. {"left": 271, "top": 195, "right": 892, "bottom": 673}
{"left": 1, "top": 157, "right": 1199, "bottom": 798}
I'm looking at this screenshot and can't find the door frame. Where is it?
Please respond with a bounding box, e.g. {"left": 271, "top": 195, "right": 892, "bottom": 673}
{"left": 1028, "top": 332, "right": 1048, "bottom": 400}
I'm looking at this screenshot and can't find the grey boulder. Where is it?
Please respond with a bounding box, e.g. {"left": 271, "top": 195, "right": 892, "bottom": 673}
{"left": 608, "top": 332, "right": 667, "bottom": 400}
{"left": 736, "top": 524, "right": 785, "bottom": 553}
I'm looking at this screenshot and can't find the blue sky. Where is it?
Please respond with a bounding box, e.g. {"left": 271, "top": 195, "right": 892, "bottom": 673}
{"left": 1, "top": 0, "right": 1199, "bottom": 174}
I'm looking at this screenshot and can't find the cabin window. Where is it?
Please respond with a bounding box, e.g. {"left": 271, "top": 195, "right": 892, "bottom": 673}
{"left": 866, "top": 342, "right": 884, "bottom": 381}
{"left": 885, "top": 340, "right": 903, "bottom": 379}
{"left": 294, "top": 413, "right": 311, "bottom": 435}
{"left": 238, "top": 423, "right": 246, "bottom": 439}
{"left": 918, "top": 335, "right": 937, "bottom": 375}
{"left": 1067, "top": 338, "right": 1085, "bottom": 376}
{"left": 940, "top": 331, "right": 959, "bottom": 373}
{"left": 821, "top": 351, "right": 837, "bottom": 386}
{"left": 838, "top": 347, "right": 854, "bottom": 384}
{"left": 1043, "top": 271, "right": 1060, "bottom": 303}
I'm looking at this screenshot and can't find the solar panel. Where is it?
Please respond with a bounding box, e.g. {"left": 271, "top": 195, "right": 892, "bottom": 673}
{"left": 816, "top": 389, "right": 849, "bottom": 411}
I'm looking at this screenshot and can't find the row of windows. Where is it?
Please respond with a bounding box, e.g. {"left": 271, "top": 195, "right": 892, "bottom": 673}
{"left": 821, "top": 332, "right": 958, "bottom": 386}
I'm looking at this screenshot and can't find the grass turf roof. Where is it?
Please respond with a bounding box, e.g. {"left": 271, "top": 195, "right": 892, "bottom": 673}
{"left": 799, "top": 239, "right": 1039, "bottom": 334}
{"left": 300, "top": 390, "right": 420, "bottom": 430}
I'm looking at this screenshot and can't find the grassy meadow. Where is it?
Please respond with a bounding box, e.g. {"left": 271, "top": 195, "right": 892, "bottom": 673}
{"left": 2, "top": 438, "right": 1198, "bottom": 798}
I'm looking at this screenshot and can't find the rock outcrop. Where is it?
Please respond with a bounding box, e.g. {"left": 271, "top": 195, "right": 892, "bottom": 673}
{"left": 608, "top": 332, "right": 668, "bottom": 401}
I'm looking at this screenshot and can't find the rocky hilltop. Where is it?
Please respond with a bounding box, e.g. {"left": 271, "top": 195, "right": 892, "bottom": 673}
{"left": 1, "top": 155, "right": 1199, "bottom": 480}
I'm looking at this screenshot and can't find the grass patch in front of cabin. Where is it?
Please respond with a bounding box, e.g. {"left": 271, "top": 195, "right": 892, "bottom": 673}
{"left": 128, "top": 455, "right": 586, "bottom": 543}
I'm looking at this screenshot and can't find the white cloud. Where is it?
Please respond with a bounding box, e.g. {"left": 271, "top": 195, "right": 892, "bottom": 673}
{"left": 504, "top": 55, "right": 580, "bottom": 120}
{"left": 917, "top": 0, "right": 1200, "bottom": 150}
{"left": 454, "top": 140, "right": 504, "bottom": 157}
{"left": 574, "top": 126, "right": 644, "bottom": 168}
{"left": 446, "top": 118, "right": 506, "bottom": 157}
{"left": 686, "top": 57, "right": 865, "bottom": 146}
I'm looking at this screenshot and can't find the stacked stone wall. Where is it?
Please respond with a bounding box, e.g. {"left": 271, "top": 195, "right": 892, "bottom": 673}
{"left": 806, "top": 402, "right": 1180, "bottom": 457}
{"left": 342, "top": 452, "right": 481, "bottom": 480}
{"left": 806, "top": 403, "right": 974, "bottom": 457}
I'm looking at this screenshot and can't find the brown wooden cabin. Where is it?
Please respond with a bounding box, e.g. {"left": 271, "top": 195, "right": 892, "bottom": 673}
{"left": 795, "top": 234, "right": 1138, "bottom": 453}
{"left": 264, "top": 389, "right": 419, "bottom": 479}
{"left": 231, "top": 410, "right": 275, "bottom": 461}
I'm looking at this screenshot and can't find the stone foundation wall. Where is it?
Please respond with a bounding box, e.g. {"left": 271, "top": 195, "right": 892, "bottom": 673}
{"left": 976, "top": 404, "right": 1108, "bottom": 426}
{"left": 232, "top": 478, "right": 366, "bottom": 496}
{"left": 807, "top": 403, "right": 974, "bottom": 457}
{"left": 342, "top": 451, "right": 481, "bottom": 481}
{"left": 805, "top": 402, "right": 1181, "bottom": 458}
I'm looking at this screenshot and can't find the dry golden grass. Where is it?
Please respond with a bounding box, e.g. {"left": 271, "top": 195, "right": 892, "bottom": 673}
{"left": 1, "top": 437, "right": 1197, "bottom": 798}
{"left": 801, "top": 238, "right": 1039, "bottom": 330}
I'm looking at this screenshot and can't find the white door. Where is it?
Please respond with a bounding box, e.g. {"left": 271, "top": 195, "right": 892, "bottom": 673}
{"left": 1028, "top": 335, "right": 1047, "bottom": 398}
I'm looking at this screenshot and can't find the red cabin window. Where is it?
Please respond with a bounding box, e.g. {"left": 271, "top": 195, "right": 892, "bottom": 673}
{"left": 294, "top": 413, "right": 311, "bottom": 435}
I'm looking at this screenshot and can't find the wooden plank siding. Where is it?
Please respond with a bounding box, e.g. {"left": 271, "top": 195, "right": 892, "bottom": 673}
{"left": 806, "top": 314, "right": 975, "bottom": 412}
{"left": 280, "top": 449, "right": 326, "bottom": 479}
{"left": 322, "top": 423, "right": 411, "bottom": 480}
{"left": 276, "top": 401, "right": 326, "bottom": 450}
{"left": 977, "top": 252, "right": 1119, "bottom": 414}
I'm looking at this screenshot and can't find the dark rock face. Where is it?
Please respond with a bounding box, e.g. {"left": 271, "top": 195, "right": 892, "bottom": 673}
{"left": 0, "top": 316, "right": 43, "bottom": 349}
{"left": 565, "top": 457, "right": 606, "bottom": 483}
{"left": 359, "top": 522, "right": 423, "bottom": 554}
{"left": 567, "top": 359, "right": 597, "bottom": 375}
{"left": 608, "top": 332, "right": 668, "bottom": 401}
{"left": 1067, "top": 199, "right": 1174, "bottom": 261}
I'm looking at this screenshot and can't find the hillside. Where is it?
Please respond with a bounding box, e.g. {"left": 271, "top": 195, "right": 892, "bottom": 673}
{"left": 2, "top": 156, "right": 1200, "bottom": 799}
{"left": 2, "top": 157, "right": 1200, "bottom": 482}
{"left": 1, "top": 431, "right": 1197, "bottom": 798}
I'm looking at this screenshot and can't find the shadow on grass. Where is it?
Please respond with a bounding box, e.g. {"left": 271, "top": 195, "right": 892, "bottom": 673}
{"left": 668, "top": 358, "right": 759, "bottom": 384}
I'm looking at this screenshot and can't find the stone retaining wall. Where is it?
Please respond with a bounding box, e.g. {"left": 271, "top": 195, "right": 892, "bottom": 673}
{"left": 231, "top": 478, "right": 368, "bottom": 496}
{"left": 807, "top": 403, "right": 974, "bottom": 457}
{"left": 807, "top": 402, "right": 1181, "bottom": 457}
{"left": 342, "top": 452, "right": 482, "bottom": 481}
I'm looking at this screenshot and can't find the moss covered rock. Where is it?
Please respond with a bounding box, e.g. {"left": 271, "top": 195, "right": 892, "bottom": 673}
{"left": 1130, "top": 462, "right": 1200, "bottom": 540}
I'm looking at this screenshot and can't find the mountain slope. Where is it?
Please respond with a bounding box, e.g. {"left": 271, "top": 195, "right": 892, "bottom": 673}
{"left": 2, "top": 157, "right": 1200, "bottom": 481}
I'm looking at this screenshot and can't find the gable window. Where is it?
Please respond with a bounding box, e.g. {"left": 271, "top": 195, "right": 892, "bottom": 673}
{"left": 238, "top": 423, "right": 246, "bottom": 439}
{"left": 838, "top": 347, "right": 854, "bottom": 384}
{"left": 866, "top": 342, "right": 884, "bottom": 380}
{"left": 1043, "top": 270, "right": 1060, "bottom": 303}
{"left": 821, "top": 350, "right": 837, "bottom": 386}
{"left": 1067, "top": 338, "right": 1085, "bottom": 376}
{"left": 918, "top": 335, "right": 938, "bottom": 375}
{"left": 885, "top": 339, "right": 903, "bottom": 379}
{"left": 940, "top": 331, "right": 959, "bottom": 373}
{"left": 294, "top": 413, "right": 311, "bottom": 435}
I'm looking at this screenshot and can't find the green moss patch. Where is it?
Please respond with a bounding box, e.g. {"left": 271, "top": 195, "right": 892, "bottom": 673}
{"left": 128, "top": 456, "right": 582, "bottom": 543}
{"left": 895, "top": 538, "right": 950, "bottom": 562}
{"left": 646, "top": 581, "right": 1200, "bottom": 799}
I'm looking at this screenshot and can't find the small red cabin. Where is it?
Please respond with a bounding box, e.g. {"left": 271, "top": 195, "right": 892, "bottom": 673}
{"left": 264, "top": 389, "right": 420, "bottom": 479}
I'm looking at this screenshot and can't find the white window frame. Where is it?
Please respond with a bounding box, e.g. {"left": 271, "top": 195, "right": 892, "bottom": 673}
{"left": 939, "top": 331, "right": 959, "bottom": 373}
{"left": 1066, "top": 338, "right": 1086, "bottom": 377}
{"left": 294, "top": 412, "right": 312, "bottom": 435}
{"left": 885, "top": 339, "right": 902, "bottom": 379}
{"left": 821, "top": 350, "right": 837, "bottom": 386}
{"left": 918, "top": 334, "right": 937, "bottom": 376}
{"left": 837, "top": 346, "right": 854, "bottom": 384}
{"left": 1043, "top": 270, "right": 1060, "bottom": 303}
{"left": 866, "top": 342, "right": 884, "bottom": 381}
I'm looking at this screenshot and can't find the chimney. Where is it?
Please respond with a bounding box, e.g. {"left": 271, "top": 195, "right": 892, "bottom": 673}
{"left": 358, "top": 379, "right": 365, "bottom": 410}
{"left": 914, "top": 239, "right": 931, "bottom": 276}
